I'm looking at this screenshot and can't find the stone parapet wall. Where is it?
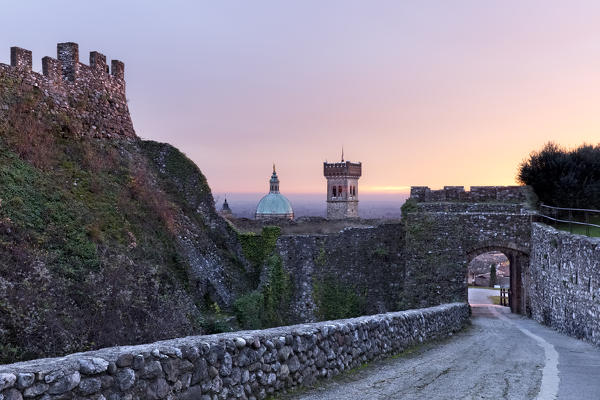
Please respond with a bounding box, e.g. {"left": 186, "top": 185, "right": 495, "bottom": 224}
{"left": 410, "top": 186, "right": 531, "bottom": 203}
{"left": 0, "top": 42, "right": 135, "bottom": 139}
{"left": 529, "top": 223, "right": 600, "bottom": 345}
{"left": 0, "top": 303, "right": 469, "bottom": 400}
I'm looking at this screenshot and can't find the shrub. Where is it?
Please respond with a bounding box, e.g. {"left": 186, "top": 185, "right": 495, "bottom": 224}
{"left": 401, "top": 198, "right": 418, "bottom": 217}
{"left": 234, "top": 291, "right": 264, "bottom": 330}
{"left": 313, "top": 276, "right": 366, "bottom": 320}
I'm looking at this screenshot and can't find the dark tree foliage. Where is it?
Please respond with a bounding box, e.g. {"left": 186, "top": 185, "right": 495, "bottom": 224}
{"left": 489, "top": 264, "right": 497, "bottom": 287}
{"left": 517, "top": 142, "right": 600, "bottom": 209}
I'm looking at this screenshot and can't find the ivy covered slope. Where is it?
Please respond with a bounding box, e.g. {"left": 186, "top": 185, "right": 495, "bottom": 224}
{"left": 0, "top": 76, "right": 253, "bottom": 363}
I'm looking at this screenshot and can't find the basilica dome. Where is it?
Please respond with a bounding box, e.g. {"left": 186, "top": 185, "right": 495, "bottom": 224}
{"left": 255, "top": 165, "right": 294, "bottom": 220}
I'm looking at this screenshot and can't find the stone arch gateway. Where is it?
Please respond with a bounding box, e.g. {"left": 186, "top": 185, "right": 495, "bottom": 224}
{"left": 466, "top": 246, "right": 529, "bottom": 313}
{"left": 404, "top": 186, "right": 535, "bottom": 314}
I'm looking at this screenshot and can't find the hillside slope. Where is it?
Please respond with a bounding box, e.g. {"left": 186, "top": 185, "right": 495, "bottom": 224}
{"left": 0, "top": 72, "right": 252, "bottom": 363}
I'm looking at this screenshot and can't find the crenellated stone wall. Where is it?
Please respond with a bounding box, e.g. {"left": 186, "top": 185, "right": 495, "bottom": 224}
{"left": 410, "top": 186, "right": 531, "bottom": 203}
{"left": 529, "top": 223, "right": 600, "bottom": 345}
{"left": 0, "top": 303, "right": 469, "bottom": 400}
{"left": 0, "top": 42, "right": 135, "bottom": 139}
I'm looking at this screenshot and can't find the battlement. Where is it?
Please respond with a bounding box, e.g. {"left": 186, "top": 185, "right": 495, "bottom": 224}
{"left": 0, "top": 42, "right": 135, "bottom": 138}
{"left": 410, "top": 186, "right": 529, "bottom": 203}
{"left": 323, "top": 161, "right": 362, "bottom": 177}
{"left": 5, "top": 42, "right": 125, "bottom": 83}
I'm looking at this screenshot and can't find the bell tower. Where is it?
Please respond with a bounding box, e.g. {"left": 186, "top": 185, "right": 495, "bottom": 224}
{"left": 323, "top": 150, "right": 362, "bottom": 219}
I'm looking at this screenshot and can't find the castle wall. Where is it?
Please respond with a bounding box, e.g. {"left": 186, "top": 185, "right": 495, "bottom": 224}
{"left": 276, "top": 223, "right": 405, "bottom": 322}
{"left": 410, "top": 185, "right": 531, "bottom": 203}
{"left": 529, "top": 223, "right": 600, "bottom": 345}
{"left": 0, "top": 43, "right": 135, "bottom": 139}
{"left": 403, "top": 190, "right": 534, "bottom": 313}
{"left": 0, "top": 303, "right": 468, "bottom": 400}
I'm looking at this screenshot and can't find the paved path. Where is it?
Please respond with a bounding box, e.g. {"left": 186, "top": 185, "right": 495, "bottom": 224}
{"left": 282, "top": 289, "right": 600, "bottom": 400}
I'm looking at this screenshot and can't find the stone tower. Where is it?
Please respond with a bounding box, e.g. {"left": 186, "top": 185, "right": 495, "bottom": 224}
{"left": 324, "top": 151, "right": 362, "bottom": 219}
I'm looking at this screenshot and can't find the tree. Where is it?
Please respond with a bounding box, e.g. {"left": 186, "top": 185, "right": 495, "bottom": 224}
{"left": 489, "top": 264, "right": 497, "bottom": 287}
{"left": 517, "top": 142, "right": 600, "bottom": 209}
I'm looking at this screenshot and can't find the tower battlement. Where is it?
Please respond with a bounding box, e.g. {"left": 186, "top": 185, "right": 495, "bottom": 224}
{"left": 0, "top": 42, "right": 135, "bottom": 138}
{"left": 323, "top": 161, "right": 362, "bottom": 177}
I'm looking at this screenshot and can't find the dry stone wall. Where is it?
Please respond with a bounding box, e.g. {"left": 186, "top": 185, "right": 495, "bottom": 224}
{"left": 529, "top": 223, "right": 600, "bottom": 345}
{"left": 0, "top": 303, "right": 469, "bottom": 400}
{"left": 0, "top": 42, "right": 134, "bottom": 139}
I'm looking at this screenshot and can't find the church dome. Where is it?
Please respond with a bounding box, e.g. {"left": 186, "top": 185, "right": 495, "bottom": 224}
{"left": 256, "top": 193, "right": 294, "bottom": 218}
{"left": 255, "top": 165, "right": 294, "bottom": 220}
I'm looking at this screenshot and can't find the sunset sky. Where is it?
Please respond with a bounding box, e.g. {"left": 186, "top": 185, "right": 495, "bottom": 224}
{"left": 1, "top": 1, "right": 599, "bottom": 195}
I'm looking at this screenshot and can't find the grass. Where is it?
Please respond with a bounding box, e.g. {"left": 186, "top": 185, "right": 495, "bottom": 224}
{"left": 488, "top": 295, "right": 502, "bottom": 305}
{"left": 552, "top": 222, "right": 600, "bottom": 238}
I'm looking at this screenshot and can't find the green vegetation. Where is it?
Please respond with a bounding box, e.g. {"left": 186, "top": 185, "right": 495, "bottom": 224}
{"left": 401, "top": 198, "right": 418, "bottom": 216}
{"left": 313, "top": 276, "right": 367, "bottom": 320}
{"left": 489, "top": 264, "right": 497, "bottom": 287}
{"left": 551, "top": 220, "right": 600, "bottom": 237}
{"left": 315, "top": 243, "right": 327, "bottom": 267}
{"left": 518, "top": 142, "right": 600, "bottom": 209}
{"left": 238, "top": 226, "right": 281, "bottom": 282}
{"left": 234, "top": 254, "right": 293, "bottom": 329}
{"left": 0, "top": 74, "right": 251, "bottom": 362}
{"left": 234, "top": 226, "right": 294, "bottom": 329}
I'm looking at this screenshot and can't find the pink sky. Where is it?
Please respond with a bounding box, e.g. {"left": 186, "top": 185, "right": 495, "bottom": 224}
{"left": 1, "top": 1, "right": 599, "bottom": 195}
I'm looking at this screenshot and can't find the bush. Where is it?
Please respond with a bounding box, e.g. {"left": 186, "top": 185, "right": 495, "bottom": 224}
{"left": 517, "top": 142, "right": 600, "bottom": 209}
{"left": 313, "top": 276, "right": 366, "bottom": 320}
{"left": 233, "top": 291, "right": 264, "bottom": 330}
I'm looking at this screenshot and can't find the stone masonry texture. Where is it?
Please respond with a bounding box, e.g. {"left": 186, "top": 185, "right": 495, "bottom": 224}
{"left": 529, "top": 223, "right": 600, "bottom": 345}
{"left": 404, "top": 187, "right": 534, "bottom": 314}
{"left": 0, "top": 42, "right": 135, "bottom": 139}
{"left": 0, "top": 303, "right": 469, "bottom": 400}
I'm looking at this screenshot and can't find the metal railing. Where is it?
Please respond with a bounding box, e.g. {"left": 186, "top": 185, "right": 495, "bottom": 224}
{"left": 538, "top": 204, "right": 600, "bottom": 236}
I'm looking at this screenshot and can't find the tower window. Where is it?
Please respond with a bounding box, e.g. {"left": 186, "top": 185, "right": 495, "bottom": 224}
{"left": 332, "top": 186, "right": 337, "bottom": 197}
{"left": 338, "top": 186, "right": 342, "bottom": 196}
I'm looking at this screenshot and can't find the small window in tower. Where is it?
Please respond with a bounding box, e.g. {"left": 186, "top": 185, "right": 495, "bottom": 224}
{"left": 333, "top": 187, "right": 337, "bottom": 197}
{"left": 338, "top": 186, "right": 342, "bottom": 196}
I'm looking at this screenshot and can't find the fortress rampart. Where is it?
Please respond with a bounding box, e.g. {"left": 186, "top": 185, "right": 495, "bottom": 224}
{"left": 0, "top": 42, "right": 135, "bottom": 138}
{"left": 410, "top": 185, "right": 530, "bottom": 203}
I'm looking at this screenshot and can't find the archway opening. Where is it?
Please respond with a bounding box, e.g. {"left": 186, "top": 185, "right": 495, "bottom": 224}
{"left": 466, "top": 247, "right": 528, "bottom": 314}
{"left": 468, "top": 251, "right": 510, "bottom": 308}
